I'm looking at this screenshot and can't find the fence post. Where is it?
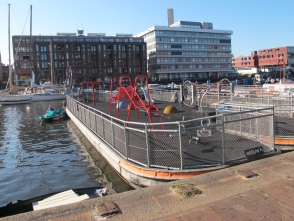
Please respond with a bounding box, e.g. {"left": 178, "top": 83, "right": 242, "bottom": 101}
{"left": 111, "top": 118, "right": 114, "bottom": 146}
{"left": 240, "top": 111, "right": 242, "bottom": 136}
{"left": 102, "top": 113, "right": 105, "bottom": 139}
{"left": 221, "top": 114, "right": 225, "bottom": 165}
{"left": 145, "top": 124, "right": 150, "bottom": 168}
{"left": 230, "top": 82, "right": 234, "bottom": 103}
{"left": 179, "top": 122, "right": 183, "bottom": 169}
{"left": 124, "top": 122, "right": 129, "bottom": 159}
{"left": 191, "top": 84, "right": 197, "bottom": 106}
{"left": 256, "top": 110, "right": 259, "bottom": 141}
{"left": 83, "top": 106, "right": 85, "bottom": 123}
{"left": 179, "top": 84, "right": 184, "bottom": 106}
{"left": 271, "top": 106, "right": 275, "bottom": 150}
{"left": 89, "top": 107, "right": 91, "bottom": 128}
{"left": 94, "top": 111, "right": 97, "bottom": 134}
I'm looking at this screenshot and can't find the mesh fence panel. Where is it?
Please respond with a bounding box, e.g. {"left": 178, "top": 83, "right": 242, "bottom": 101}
{"left": 182, "top": 123, "right": 223, "bottom": 168}
{"left": 96, "top": 114, "right": 104, "bottom": 138}
{"left": 149, "top": 90, "right": 181, "bottom": 103}
{"left": 89, "top": 111, "right": 96, "bottom": 132}
{"left": 127, "top": 128, "right": 148, "bottom": 166}
{"left": 103, "top": 119, "right": 113, "bottom": 146}
{"left": 222, "top": 110, "right": 274, "bottom": 163}
{"left": 113, "top": 124, "right": 127, "bottom": 157}
{"left": 274, "top": 105, "right": 294, "bottom": 137}
{"left": 148, "top": 130, "right": 182, "bottom": 169}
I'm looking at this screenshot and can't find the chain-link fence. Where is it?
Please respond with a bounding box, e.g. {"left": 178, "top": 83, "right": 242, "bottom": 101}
{"left": 67, "top": 96, "right": 275, "bottom": 170}
{"left": 215, "top": 103, "right": 294, "bottom": 139}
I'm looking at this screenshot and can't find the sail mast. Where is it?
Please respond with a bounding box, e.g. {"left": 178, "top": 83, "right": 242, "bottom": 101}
{"left": 30, "top": 5, "right": 32, "bottom": 77}
{"left": 8, "top": 4, "right": 12, "bottom": 90}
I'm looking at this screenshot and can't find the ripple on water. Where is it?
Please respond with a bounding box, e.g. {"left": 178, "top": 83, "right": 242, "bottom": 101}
{"left": 0, "top": 100, "right": 133, "bottom": 206}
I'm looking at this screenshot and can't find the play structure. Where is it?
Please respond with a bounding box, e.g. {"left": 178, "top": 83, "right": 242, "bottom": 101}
{"left": 108, "top": 75, "right": 165, "bottom": 135}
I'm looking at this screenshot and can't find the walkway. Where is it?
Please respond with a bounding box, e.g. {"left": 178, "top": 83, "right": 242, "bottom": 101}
{"left": 152, "top": 179, "right": 294, "bottom": 221}
{"left": 2, "top": 151, "right": 294, "bottom": 220}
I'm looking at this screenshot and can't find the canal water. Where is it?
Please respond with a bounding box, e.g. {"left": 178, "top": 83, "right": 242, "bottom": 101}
{"left": 0, "top": 99, "right": 133, "bottom": 207}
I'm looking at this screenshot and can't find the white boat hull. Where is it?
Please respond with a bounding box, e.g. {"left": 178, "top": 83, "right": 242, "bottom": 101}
{"left": 0, "top": 96, "right": 32, "bottom": 105}
{"left": 30, "top": 93, "right": 66, "bottom": 101}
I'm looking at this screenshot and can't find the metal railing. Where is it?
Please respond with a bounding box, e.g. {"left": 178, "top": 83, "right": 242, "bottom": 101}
{"left": 215, "top": 103, "right": 294, "bottom": 139}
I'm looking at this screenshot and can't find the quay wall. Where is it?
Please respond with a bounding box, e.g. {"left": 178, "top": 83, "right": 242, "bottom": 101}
{"left": 66, "top": 109, "right": 175, "bottom": 188}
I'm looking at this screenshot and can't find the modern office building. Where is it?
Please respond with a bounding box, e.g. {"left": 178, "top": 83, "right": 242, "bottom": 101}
{"left": 135, "top": 9, "right": 234, "bottom": 83}
{"left": 232, "top": 46, "right": 294, "bottom": 76}
{"left": 12, "top": 31, "right": 147, "bottom": 87}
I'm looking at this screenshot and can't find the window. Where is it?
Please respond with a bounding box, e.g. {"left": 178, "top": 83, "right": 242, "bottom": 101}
{"left": 171, "top": 44, "right": 182, "bottom": 49}
{"left": 40, "top": 46, "right": 47, "bottom": 52}
{"left": 75, "top": 45, "right": 81, "bottom": 51}
{"left": 91, "top": 45, "right": 96, "bottom": 51}
{"left": 41, "top": 54, "right": 47, "bottom": 60}
{"left": 171, "top": 51, "right": 182, "bottom": 55}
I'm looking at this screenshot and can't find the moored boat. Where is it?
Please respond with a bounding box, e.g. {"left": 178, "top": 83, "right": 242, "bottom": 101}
{"left": 0, "top": 95, "right": 32, "bottom": 105}
{"left": 39, "top": 108, "right": 66, "bottom": 121}
{"left": 29, "top": 91, "right": 66, "bottom": 101}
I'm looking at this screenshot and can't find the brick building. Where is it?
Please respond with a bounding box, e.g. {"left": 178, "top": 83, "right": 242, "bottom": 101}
{"left": 232, "top": 51, "right": 259, "bottom": 75}
{"left": 12, "top": 31, "right": 147, "bottom": 88}
{"left": 232, "top": 46, "right": 294, "bottom": 77}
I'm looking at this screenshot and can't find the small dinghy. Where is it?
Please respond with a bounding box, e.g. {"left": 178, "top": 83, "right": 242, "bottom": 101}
{"left": 39, "top": 108, "right": 66, "bottom": 121}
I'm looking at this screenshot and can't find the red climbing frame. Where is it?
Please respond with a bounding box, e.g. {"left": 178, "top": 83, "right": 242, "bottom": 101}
{"left": 108, "top": 74, "right": 165, "bottom": 136}
{"left": 108, "top": 75, "right": 132, "bottom": 117}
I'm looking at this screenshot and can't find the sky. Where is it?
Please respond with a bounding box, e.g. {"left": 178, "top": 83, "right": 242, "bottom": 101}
{"left": 0, "top": 0, "right": 293, "bottom": 65}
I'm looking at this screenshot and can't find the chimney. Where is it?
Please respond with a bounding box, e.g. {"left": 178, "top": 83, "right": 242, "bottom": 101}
{"left": 168, "top": 8, "right": 174, "bottom": 26}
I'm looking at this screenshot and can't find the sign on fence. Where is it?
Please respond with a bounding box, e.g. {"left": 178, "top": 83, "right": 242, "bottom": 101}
{"left": 196, "top": 130, "right": 212, "bottom": 137}
{"left": 245, "top": 146, "right": 264, "bottom": 159}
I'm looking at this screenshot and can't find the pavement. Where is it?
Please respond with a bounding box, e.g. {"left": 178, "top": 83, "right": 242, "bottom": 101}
{"left": 2, "top": 149, "right": 294, "bottom": 221}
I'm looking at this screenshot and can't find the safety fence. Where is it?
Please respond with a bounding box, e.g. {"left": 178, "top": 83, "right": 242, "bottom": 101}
{"left": 67, "top": 96, "right": 275, "bottom": 170}
{"left": 216, "top": 103, "right": 294, "bottom": 139}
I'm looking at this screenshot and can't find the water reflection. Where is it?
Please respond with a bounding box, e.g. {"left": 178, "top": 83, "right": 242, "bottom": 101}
{"left": 0, "top": 100, "right": 133, "bottom": 206}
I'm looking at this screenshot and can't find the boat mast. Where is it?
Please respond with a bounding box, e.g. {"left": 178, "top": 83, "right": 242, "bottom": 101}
{"left": 30, "top": 5, "right": 33, "bottom": 81}
{"left": 8, "top": 4, "right": 12, "bottom": 90}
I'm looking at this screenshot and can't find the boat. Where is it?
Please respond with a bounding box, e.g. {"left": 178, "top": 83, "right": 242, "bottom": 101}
{"left": 0, "top": 186, "right": 108, "bottom": 218}
{"left": 39, "top": 108, "right": 66, "bottom": 121}
{"left": 0, "top": 4, "right": 32, "bottom": 106}
{"left": 0, "top": 95, "right": 32, "bottom": 105}
{"left": 30, "top": 92, "right": 66, "bottom": 101}
{"left": 26, "top": 89, "right": 66, "bottom": 102}
{"left": 42, "top": 82, "right": 59, "bottom": 88}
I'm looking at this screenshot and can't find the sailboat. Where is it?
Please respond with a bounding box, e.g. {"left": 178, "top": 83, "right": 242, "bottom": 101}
{"left": 0, "top": 4, "right": 32, "bottom": 105}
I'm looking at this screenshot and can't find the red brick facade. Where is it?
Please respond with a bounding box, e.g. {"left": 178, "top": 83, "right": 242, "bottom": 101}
{"left": 258, "top": 46, "right": 287, "bottom": 67}
{"left": 232, "top": 53, "right": 258, "bottom": 68}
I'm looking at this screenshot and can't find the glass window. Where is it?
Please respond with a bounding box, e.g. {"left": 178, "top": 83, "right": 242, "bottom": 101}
{"left": 40, "top": 46, "right": 47, "bottom": 52}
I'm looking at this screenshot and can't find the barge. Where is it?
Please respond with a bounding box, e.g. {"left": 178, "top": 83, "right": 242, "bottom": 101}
{"left": 65, "top": 75, "right": 280, "bottom": 187}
